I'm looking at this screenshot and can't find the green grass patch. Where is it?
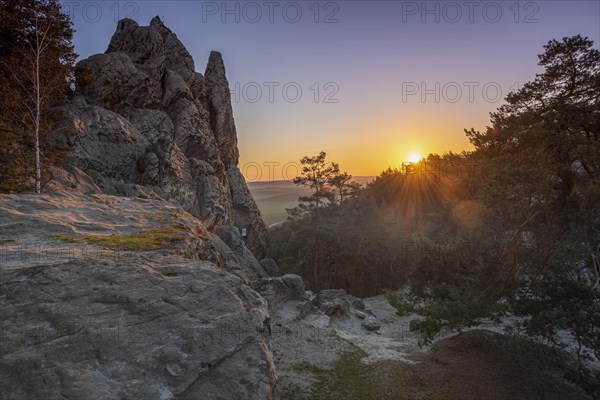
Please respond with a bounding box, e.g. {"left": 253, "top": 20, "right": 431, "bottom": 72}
{"left": 85, "top": 226, "right": 187, "bottom": 250}
{"left": 48, "top": 234, "right": 84, "bottom": 244}
{"left": 49, "top": 226, "right": 188, "bottom": 251}
{"left": 289, "top": 348, "right": 380, "bottom": 400}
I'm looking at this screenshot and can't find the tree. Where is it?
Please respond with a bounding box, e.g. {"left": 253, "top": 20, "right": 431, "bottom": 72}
{"left": 329, "top": 170, "right": 361, "bottom": 205}
{"left": 400, "top": 36, "right": 600, "bottom": 393}
{"left": 289, "top": 152, "right": 338, "bottom": 289}
{"left": 465, "top": 35, "right": 600, "bottom": 289}
{"left": 0, "top": 0, "right": 76, "bottom": 193}
{"left": 293, "top": 151, "right": 339, "bottom": 213}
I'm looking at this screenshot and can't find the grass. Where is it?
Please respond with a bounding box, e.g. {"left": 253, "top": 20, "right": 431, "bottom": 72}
{"left": 49, "top": 225, "right": 188, "bottom": 251}
{"left": 283, "top": 330, "right": 591, "bottom": 400}
{"left": 287, "top": 346, "right": 379, "bottom": 400}
{"left": 48, "top": 234, "right": 84, "bottom": 244}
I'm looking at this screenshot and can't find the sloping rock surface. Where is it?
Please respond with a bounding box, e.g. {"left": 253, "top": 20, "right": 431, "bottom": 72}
{"left": 0, "top": 193, "right": 275, "bottom": 399}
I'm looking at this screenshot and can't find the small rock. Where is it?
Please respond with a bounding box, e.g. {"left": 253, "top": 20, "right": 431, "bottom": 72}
{"left": 362, "top": 316, "right": 381, "bottom": 331}
{"left": 352, "top": 299, "right": 366, "bottom": 309}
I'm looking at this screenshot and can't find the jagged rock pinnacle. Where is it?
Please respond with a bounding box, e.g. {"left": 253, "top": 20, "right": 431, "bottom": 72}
{"left": 64, "top": 18, "right": 267, "bottom": 257}
{"left": 206, "top": 51, "right": 227, "bottom": 82}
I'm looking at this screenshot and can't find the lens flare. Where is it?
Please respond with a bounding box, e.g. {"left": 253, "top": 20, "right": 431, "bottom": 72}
{"left": 408, "top": 153, "right": 421, "bottom": 163}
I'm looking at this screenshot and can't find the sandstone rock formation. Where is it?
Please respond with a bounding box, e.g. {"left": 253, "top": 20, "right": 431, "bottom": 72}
{"left": 51, "top": 16, "right": 266, "bottom": 258}
{"left": 0, "top": 193, "right": 275, "bottom": 399}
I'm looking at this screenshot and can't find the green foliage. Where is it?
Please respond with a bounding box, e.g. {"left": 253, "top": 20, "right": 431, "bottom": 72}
{"left": 0, "top": 0, "right": 77, "bottom": 192}
{"left": 271, "top": 37, "right": 600, "bottom": 396}
{"left": 383, "top": 289, "right": 415, "bottom": 316}
{"left": 292, "top": 151, "right": 339, "bottom": 212}
{"left": 406, "top": 36, "right": 600, "bottom": 394}
{"left": 511, "top": 273, "right": 600, "bottom": 368}
{"left": 279, "top": 152, "right": 366, "bottom": 290}
{"left": 0, "top": 121, "right": 32, "bottom": 192}
{"left": 270, "top": 197, "right": 415, "bottom": 295}
{"left": 48, "top": 234, "right": 83, "bottom": 244}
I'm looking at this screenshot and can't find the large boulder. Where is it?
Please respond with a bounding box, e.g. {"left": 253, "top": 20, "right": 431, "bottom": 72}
{"left": 311, "top": 289, "right": 352, "bottom": 317}
{"left": 252, "top": 274, "right": 307, "bottom": 308}
{"left": 75, "top": 52, "right": 162, "bottom": 110}
{"left": 106, "top": 17, "right": 195, "bottom": 83}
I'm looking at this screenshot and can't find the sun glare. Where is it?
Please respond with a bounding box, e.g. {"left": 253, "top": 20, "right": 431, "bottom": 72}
{"left": 407, "top": 153, "right": 422, "bottom": 163}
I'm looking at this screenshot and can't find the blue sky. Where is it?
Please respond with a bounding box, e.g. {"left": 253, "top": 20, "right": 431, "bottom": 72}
{"left": 61, "top": 0, "right": 600, "bottom": 180}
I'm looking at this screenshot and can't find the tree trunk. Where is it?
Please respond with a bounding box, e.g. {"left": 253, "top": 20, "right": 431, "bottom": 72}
{"left": 34, "top": 47, "right": 41, "bottom": 194}
{"left": 34, "top": 19, "right": 42, "bottom": 194}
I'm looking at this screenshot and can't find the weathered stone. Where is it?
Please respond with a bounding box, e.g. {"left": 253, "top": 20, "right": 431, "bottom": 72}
{"left": 251, "top": 274, "right": 307, "bottom": 308}
{"left": 0, "top": 193, "right": 276, "bottom": 399}
{"left": 281, "top": 274, "right": 305, "bottom": 295}
{"left": 260, "top": 258, "right": 280, "bottom": 277}
{"left": 75, "top": 52, "right": 162, "bottom": 110}
{"left": 212, "top": 225, "right": 267, "bottom": 280}
{"left": 0, "top": 257, "right": 276, "bottom": 400}
{"left": 54, "top": 18, "right": 267, "bottom": 258}
{"left": 205, "top": 51, "right": 239, "bottom": 167}
{"left": 362, "top": 316, "right": 381, "bottom": 332}
{"left": 312, "top": 289, "right": 352, "bottom": 317}
{"left": 352, "top": 298, "right": 366, "bottom": 310}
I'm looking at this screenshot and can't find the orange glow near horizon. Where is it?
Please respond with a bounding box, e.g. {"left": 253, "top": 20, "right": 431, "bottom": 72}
{"left": 238, "top": 116, "right": 477, "bottom": 181}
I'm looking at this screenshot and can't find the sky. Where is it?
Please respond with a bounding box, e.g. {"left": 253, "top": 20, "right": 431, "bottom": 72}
{"left": 60, "top": 0, "right": 600, "bottom": 180}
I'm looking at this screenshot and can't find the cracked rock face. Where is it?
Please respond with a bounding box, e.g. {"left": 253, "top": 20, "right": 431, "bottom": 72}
{"left": 56, "top": 16, "right": 266, "bottom": 258}
{"left": 0, "top": 193, "right": 275, "bottom": 400}
{"left": 0, "top": 257, "right": 275, "bottom": 400}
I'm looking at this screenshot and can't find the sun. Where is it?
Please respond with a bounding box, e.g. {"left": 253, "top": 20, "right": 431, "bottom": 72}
{"left": 407, "top": 153, "right": 422, "bottom": 163}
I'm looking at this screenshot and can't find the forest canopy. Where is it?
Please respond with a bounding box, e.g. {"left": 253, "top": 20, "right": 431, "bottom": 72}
{"left": 268, "top": 35, "right": 600, "bottom": 395}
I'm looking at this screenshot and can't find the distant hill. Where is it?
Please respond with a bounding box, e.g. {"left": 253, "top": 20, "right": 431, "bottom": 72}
{"left": 248, "top": 177, "right": 375, "bottom": 226}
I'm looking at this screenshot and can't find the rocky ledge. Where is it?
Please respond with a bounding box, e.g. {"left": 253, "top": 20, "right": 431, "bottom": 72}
{"left": 0, "top": 193, "right": 275, "bottom": 399}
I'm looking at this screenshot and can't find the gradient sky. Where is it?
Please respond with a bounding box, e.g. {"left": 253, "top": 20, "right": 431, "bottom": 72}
{"left": 61, "top": 0, "right": 600, "bottom": 180}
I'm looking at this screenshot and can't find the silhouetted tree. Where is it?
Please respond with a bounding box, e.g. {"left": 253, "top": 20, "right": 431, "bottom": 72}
{"left": 293, "top": 151, "right": 339, "bottom": 213}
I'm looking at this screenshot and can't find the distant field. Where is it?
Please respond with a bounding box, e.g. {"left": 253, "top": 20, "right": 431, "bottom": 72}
{"left": 247, "top": 181, "right": 311, "bottom": 226}
{"left": 248, "top": 177, "right": 375, "bottom": 226}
